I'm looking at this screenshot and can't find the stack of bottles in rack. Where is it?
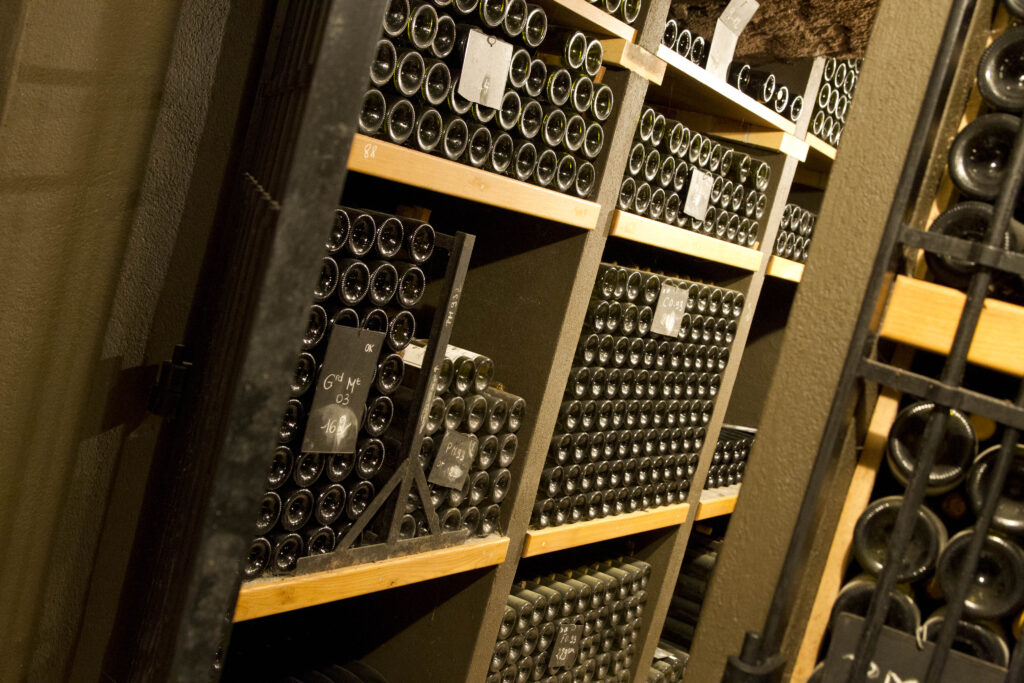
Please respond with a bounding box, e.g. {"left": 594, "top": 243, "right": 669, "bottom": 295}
{"left": 487, "top": 557, "right": 652, "bottom": 683}
{"left": 246, "top": 207, "right": 435, "bottom": 579}
{"left": 409, "top": 346, "right": 525, "bottom": 538}
{"left": 725, "top": 62, "right": 804, "bottom": 123}
{"left": 359, "top": 0, "right": 618, "bottom": 198}
{"left": 704, "top": 425, "right": 755, "bottom": 490}
{"left": 774, "top": 203, "right": 816, "bottom": 264}
{"left": 586, "top": 0, "right": 643, "bottom": 24}
{"left": 921, "top": 20, "right": 1024, "bottom": 304}
{"left": 811, "top": 57, "right": 861, "bottom": 147}
{"left": 660, "top": 18, "right": 708, "bottom": 67}
{"left": 649, "top": 526, "right": 723, "bottom": 681}
{"left": 619, "top": 106, "right": 771, "bottom": 248}
{"left": 817, "top": 399, "right": 1024, "bottom": 673}
{"left": 532, "top": 263, "right": 744, "bottom": 529}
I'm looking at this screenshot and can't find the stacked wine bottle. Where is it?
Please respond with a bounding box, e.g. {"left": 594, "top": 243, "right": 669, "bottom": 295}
{"left": 359, "top": 0, "right": 616, "bottom": 198}
{"left": 922, "top": 20, "right": 1024, "bottom": 304}
{"left": 703, "top": 425, "right": 755, "bottom": 491}
{"left": 649, "top": 643, "right": 688, "bottom": 682}
{"left": 586, "top": 0, "right": 643, "bottom": 25}
{"left": 619, "top": 106, "right": 770, "bottom": 248}
{"left": 654, "top": 526, "right": 724, "bottom": 679}
{"left": 811, "top": 57, "right": 861, "bottom": 147}
{"left": 774, "top": 203, "right": 816, "bottom": 264}
{"left": 409, "top": 345, "right": 525, "bottom": 538}
{"left": 660, "top": 18, "right": 708, "bottom": 68}
{"left": 531, "top": 263, "right": 744, "bottom": 529}
{"left": 243, "top": 207, "right": 439, "bottom": 579}
{"left": 726, "top": 62, "right": 804, "bottom": 123}
{"left": 487, "top": 557, "right": 652, "bottom": 682}
{"left": 817, "top": 400, "right": 1024, "bottom": 672}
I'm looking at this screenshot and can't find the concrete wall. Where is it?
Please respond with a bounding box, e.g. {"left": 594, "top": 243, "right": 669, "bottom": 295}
{"left": 0, "top": 2, "right": 201, "bottom": 679}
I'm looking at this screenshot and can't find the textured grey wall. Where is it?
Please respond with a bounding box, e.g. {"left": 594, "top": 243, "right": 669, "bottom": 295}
{"left": 682, "top": 0, "right": 960, "bottom": 679}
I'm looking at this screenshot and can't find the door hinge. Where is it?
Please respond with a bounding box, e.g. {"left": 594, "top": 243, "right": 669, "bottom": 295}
{"left": 149, "top": 344, "right": 193, "bottom": 417}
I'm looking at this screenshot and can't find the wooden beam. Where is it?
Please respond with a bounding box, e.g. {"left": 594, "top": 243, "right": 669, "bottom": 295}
{"left": 610, "top": 210, "right": 764, "bottom": 271}
{"left": 521, "top": 504, "right": 690, "bottom": 557}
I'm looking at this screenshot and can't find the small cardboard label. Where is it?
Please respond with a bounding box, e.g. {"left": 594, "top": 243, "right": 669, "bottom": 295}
{"left": 301, "top": 327, "right": 385, "bottom": 454}
{"left": 684, "top": 168, "right": 713, "bottom": 219}
{"left": 458, "top": 28, "right": 513, "bottom": 109}
{"left": 707, "top": 0, "right": 759, "bottom": 80}
{"left": 651, "top": 283, "right": 690, "bottom": 337}
{"left": 428, "top": 430, "right": 477, "bottom": 489}
{"left": 549, "top": 622, "right": 583, "bottom": 670}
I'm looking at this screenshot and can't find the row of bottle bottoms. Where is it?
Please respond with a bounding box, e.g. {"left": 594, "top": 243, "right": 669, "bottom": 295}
{"left": 487, "top": 557, "right": 652, "bottom": 682}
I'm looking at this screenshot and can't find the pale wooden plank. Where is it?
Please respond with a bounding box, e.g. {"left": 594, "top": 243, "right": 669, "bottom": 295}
{"left": 610, "top": 210, "right": 764, "bottom": 272}
{"left": 879, "top": 276, "right": 1024, "bottom": 376}
{"left": 233, "top": 537, "right": 510, "bottom": 622}
{"left": 654, "top": 45, "right": 796, "bottom": 135}
{"left": 348, "top": 134, "right": 601, "bottom": 229}
{"left": 600, "top": 39, "right": 665, "bottom": 84}
{"left": 695, "top": 483, "right": 741, "bottom": 520}
{"left": 522, "top": 503, "right": 690, "bottom": 557}
{"left": 533, "top": 0, "right": 636, "bottom": 42}
{"left": 766, "top": 256, "right": 804, "bottom": 283}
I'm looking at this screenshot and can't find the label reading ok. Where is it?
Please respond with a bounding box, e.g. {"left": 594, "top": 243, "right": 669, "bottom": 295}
{"left": 651, "top": 283, "right": 690, "bottom": 337}
{"left": 428, "top": 430, "right": 477, "bottom": 490}
{"left": 459, "top": 28, "right": 513, "bottom": 109}
{"left": 684, "top": 168, "right": 714, "bottom": 220}
{"left": 548, "top": 622, "right": 583, "bottom": 671}
{"left": 301, "top": 326, "right": 385, "bottom": 454}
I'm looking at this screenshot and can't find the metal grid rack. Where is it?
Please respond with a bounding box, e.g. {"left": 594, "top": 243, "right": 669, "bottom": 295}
{"left": 723, "top": 1, "right": 1024, "bottom": 681}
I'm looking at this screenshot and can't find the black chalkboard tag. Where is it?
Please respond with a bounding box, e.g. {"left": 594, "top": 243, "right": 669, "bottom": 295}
{"left": 301, "top": 326, "right": 386, "bottom": 454}
{"left": 548, "top": 622, "right": 583, "bottom": 671}
{"left": 651, "top": 282, "right": 690, "bottom": 337}
{"left": 428, "top": 430, "right": 477, "bottom": 489}
{"left": 823, "top": 614, "right": 1006, "bottom": 683}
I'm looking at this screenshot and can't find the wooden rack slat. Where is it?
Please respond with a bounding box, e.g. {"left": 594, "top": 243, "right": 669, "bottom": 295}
{"left": 521, "top": 504, "right": 690, "bottom": 557}
{"left": 234, "top": 537, "right": 510, "bottom": 622}
{"left": 695, "top": 484, "right": 741, "bottom": 520}
{"left": 879, "top": 275, "right": 1024, "bottom": 376}
{"left": 348, "top": 134, "right": 602, "bottom": 229}
{"left": 533, "top": 0, "right": 637, "bottom": 41}
{"left": 610, "top": 210, "right": 764, "bottom": 271}
{"left": 766, "top": 256, "right": 805, "bottom": 282}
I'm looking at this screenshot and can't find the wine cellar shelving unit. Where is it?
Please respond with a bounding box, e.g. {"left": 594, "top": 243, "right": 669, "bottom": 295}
{"left": 106, "top": 1, "right": 860, "bottom": 681}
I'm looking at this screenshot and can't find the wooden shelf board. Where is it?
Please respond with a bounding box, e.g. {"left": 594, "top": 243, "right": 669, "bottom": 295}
{"left": 348, "top": 134, "right": 601, "bottom": 230}
{"left": 534, "top": 0, "right": 636, "bottom": 41}
{"left": 675, "top": 111, "right": 807, "bottom": 159}
{"left": 695, "top": 484, "right": 741, "bottom": 520}
{"left": 233, "top": 536, "right": 510, "bottom": 622}
{"left": 610, "top": 210, "right": 763, "bottom": 272}
{"left": 879, "top": 275, "right": 1024, "bottom": 376}
{"left": 522, "top": 503, "right": 690, "bottom": 557}
{"left": 803, "top": 134, "right": 837, "bottom": 172}
{"left": 766, "top": 256, "right": 804, "bottom": 282}
{"left": 653, "top": 45, "right": 796, "bottom": 136}
{"left": 600, "top": 39, "right": 665, "bottom": 84}
{"left": 793, "top": 166, "right": 829, "bottom": 190}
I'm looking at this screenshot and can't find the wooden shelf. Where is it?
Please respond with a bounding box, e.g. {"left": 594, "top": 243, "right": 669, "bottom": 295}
{"left": 653, "top": 45, "right": 797, "bottom": 136}
{"left": 522, "top": 503, "right": 690, "bottom": 557}
{"left": 676, "top": 111, "right": 808, "bottom": 160}
{"left": 879, "top": 275, "right": 1024, "bottom": 376}
{"left": 233, "top": 536, "right": 510, "bottom": 622}
{"left": 766, "top": 256, "right": 804, "bottom": 282}
{"left": 348, "top": 134, "right": 601, "bottom": 230}
{"left": 534, "top": 0, "right": 637, "bottom": 41}
{"left": 695, "top": 484, "right": 740, "bottom": 520}
{"left": 803, "top": 134, "right": 836, "bottom": 173}
{"left": 610, "top": 210, "right": 764, "bottom": 271}
{"left": 600, "top": 39, "right": 666, "bottom": 84}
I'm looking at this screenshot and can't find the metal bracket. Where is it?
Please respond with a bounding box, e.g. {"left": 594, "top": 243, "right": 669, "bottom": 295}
{"left": 901, "top": 225, "right": 1024, "bottom": 277}
{"left": 148, "top": 344, "right": 193, "bottom": 417}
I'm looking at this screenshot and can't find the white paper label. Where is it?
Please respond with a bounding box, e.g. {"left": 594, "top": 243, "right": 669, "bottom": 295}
{"left": 684, "top": 168, "right": 713, "bottom": 219}
{"left": 458, "top": 28, "right": 513, "bottom": 109}
{"left": 651, "top": 284, "right": 690, "bottom": 337}
{"left": 706, "top": 0, "right": 759, "bottom": 80}
{"left": 399, "top": 341, "right": 484, "bottom": 369}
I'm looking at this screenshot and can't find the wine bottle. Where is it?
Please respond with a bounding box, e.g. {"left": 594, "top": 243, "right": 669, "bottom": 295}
{"left": 947, "top": 112, "right": 1019, "bottom": 201}
{"left": 852, "top": 495, "right": 948, "bottom": 582}
{"left": 886, "top": 401, "right": 976, "bottom": 494}
{"left": 920, "top": 611, "right": 1010, "bottom": 667}
{"left": 977, "top": 26, "right": 1024, "bottom": 112}
{"left": 937, "top": 529, "right": 1024, "bottom": 618}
